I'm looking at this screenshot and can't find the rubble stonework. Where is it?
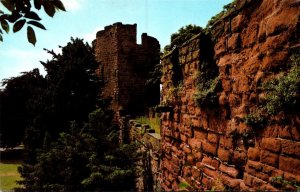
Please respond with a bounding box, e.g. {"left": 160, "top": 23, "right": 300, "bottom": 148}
{"left": 159, "top": 0, "right": 300, "bottom": 190}
{"left": 93, "top": 22, "right": 160, "bottom": 117}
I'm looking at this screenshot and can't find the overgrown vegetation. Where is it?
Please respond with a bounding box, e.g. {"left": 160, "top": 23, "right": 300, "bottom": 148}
{"left": 17, "top": 109, "right": 139, "bottom": 191}
{"left": 244, "top": 53, "right": 300, "bottom": 127}
{"left": 206, "top": 0, "right": 239, "bottom": 29}
{"left": 262, "top": 55, "right": 299, "bottom": 115}
{"left": 194, "top": 62, "right": 221, "bottom": 108}
{"left": 270, "top": 176, "right": 300, "bottom": 191}
{"left": 135, "top": 116, "right": 161, "bottom": 134}
{"left": 164, "top": 25, "right": 203, "bottom": 53}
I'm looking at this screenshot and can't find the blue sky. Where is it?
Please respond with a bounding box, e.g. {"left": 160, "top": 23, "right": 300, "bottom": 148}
{"left": 0, "top": 0, "right": 232, "bottom": 82}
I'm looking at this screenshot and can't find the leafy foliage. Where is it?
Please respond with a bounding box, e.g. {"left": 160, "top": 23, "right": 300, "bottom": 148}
{"left": 206, "top": 0, "right": 239, "bottom": 29}
{"left": 243, "top": 112, "right": 267, "bottom": 128}
{"left": 270, "top": 176, "right": 300, "bottom": 191}
{"left": 135, "top": 116, "right": 161, "bottom": 134}
{"left": 244, "top": 53, "right": 299, "bottom": 127}
{"left": 0, "top": 0, "right": 65, "bottom": 45}
{"left": 0, "top": 69, "right": 46, "bottom": 148}
{"left": 17, "top": 109, "right": 138, "bottom": 191}
{"left": 194, "top": 62, "right": 221, "bottom": 108}
{"left": 262, "top": 54, "right": 300, "bottom": 115}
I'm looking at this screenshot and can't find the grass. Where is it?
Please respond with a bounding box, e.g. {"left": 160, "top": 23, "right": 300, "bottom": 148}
{"left": 0, "top": 160, "right": 22, "bottom": 191}
{"left": 135, "top": 116, "right": 161, "bottom": 134}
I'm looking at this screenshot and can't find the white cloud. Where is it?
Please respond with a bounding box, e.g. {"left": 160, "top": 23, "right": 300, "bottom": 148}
{"left": 61, "top": 0, "right": 85, "bottom": 11}
{"left": 82, "top": 27, "right": 103, "bottom": 44}
{"left": 0, "top": 49, "right": 51, "bottom": 83}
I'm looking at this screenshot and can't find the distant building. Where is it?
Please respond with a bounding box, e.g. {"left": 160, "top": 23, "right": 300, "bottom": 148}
{"left": 93, "top": 22, "right": 160, "bottom": 118}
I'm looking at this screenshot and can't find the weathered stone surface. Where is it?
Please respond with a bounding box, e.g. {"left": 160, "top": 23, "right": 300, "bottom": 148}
{"left": 281, "top": 139, "right": 300, "bottom": 157}
{"left": 220, "top": 174, "right": 241, "bottom": 189}
{"left": 189, "top": 138, "right": 202, "bottom": 150}
{"left": 261, "top": 138, "right": 281, "bottom": 153}
{"left": 207, "top": 133, "right": 218, "bottom": 144}
{"left": 260, "top": 150, "right": 279, "bottom": 168}
{"left": 219, "top": 136, "right": 233, "bottom": 149}
{"left": 219, "top": 164, "right": 239, "bottom": 178}
{"left": 279, "top": 156, "right": 300, "bottom": 175}
{"left": 95, "top": 23, "right": 160, "bottom": 117}
{"left": 218, "top": 147, "right": 231, "bottom": 162}
{"left": 202, "top": 141, "right": 217, "bottom": 155}
{"left": 248, "top": 147, "right": 260, "bottom": 161}
{"left": 158, "top": 0, "right": 300, "bottom": 191}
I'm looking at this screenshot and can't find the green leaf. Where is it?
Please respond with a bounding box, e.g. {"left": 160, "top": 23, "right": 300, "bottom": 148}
{"left": 0, "top": 34, "right": 3, "bottom": 42}
{"left": 43, "top": 1, "right": 56, "bottom": 17}
{"left": 13, "top": 19, "right": 26, "bottom": 32}
{"left": 24, "top": 11, "right": 41, "bottom": 21}
{"left": 0, "top": 28, "right": 2, "bottom": 34}
{"left": 53, "top": 0, "right": 66, "bottom": 11}
{"left": 27, "top": 26, "right": 36, "bottom": 46}
{"left": 1, "top": 19, "right": 9, "bottom": 33}
{"left": 1, "top": 0, "right": 14, "bottom": 12}
{"left": 27, "top": 21, "right": 46, "bottom": 30}
{"left": 34, "top": 0, "right": 42, "bottom": 10}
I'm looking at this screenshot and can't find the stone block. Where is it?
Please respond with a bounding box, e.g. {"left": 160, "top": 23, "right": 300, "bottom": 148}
{"left": 192, "top": 167, "right": 201, "bottom": 180}
{"left": 202, "top": 141, "right": 217, "bottom": 155}
{"left": 207, "top": 133, "right": 218, "bottom": 144}
{"left": 260, "top": 150, "right": 279, "bottom": 168}
{"left": 284, "top": 172, "right": 300, "bottom": 183}
{"left": 266, "top": 7, "right": 298, "bottom": 37}
{"left": 261, "top": 164, "right": 275, "bottom": 175}
{"left": 182, "top": 144, "right": 192, "bottom": 154}
{"left": 243, "top": 173, "right": 253, "bottom": 186}
{"left": 232, "top": 150, "right": 247, "bottom": 166}
{"left": 279, "top": 156, "right": 300, "bottom": 175}
{"left": 261, "top": 138, "right": 281, "bottom": 153}
{"left": 228, "top": 33, "right": 241, "bottom": 50}
{"left": 202, "top": 156, "right": 212, "bottom": 165}
{"left": 188, "top": 138, "right": 202, "bottom": 150}
{"left": 219, "top": 164, "right": 239, "bottom": 178}
{"left": 218, "top": 147, "right": 231, "bottom": 162}
{"left": 248, "top": 147, "right": 261, "bottom": 161}
{"left": 220, "top": 174, "right": 241, "bottom": 189}
{"left": 194, "top": 129, "right": 207, "bottom": 140}
{"left": 193, "top": 151, "right": 202, "bottom": 161}
{"left": 220, "top": 136, "right": 233, "bottom": 149}
{"left": 191, "top": 118, "right": 201, "bottom": 128}
{"left": 211, "top": 159, "right": 220, "bottom": 169}
{"left": 231, "top": 14, "right": 245, "bottom": 33}
{"left": 203, "top": 167, "right": 218, "bottom": 179}
{"left": 281, "top": 139, "right": 300, "bottom": 157}
{"left": 214, "top": 37, "right": 226, "bottom": 56}
{"left": 252, "top": 176, "right": 267, "bottom": 188}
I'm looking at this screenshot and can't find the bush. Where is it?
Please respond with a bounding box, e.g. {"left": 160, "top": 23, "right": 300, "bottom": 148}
{"left": 262, "top": 54, "right": 300, "bottom": 115}
{"left": 194, "top": 62, "right": 221, "bottom": 108}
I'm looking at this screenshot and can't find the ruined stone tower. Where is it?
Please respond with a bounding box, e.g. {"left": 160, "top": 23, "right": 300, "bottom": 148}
{"left": 93, "top": 22, "right": 160, "bottom": 117}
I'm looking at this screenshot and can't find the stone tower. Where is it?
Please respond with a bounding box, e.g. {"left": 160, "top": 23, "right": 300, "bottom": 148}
{"left": 93, "top": 22, "right": 160, "bottom": 118}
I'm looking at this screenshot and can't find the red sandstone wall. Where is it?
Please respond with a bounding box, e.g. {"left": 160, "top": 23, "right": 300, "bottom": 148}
{"left": 93, "top": 23, "right": 160, "bottom": 116}
{"left": 159, "top": 0, "right": 299, "bottom": 190}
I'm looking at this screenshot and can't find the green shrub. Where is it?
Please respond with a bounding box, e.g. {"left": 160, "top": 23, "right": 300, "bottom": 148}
{"left": 135, "top": 116, "right": 161, "bottom": 134}
{"left": 243, "top": 113, "right": 267, "bottom": 128}
{"left": 194, "top": 62, "right": 221, "bottom": 108}
{"left": 262, "top": 55, "right": 300, "bottom": 115}
{"left": 270, "top": 176, "right": 300, "bottom": 190}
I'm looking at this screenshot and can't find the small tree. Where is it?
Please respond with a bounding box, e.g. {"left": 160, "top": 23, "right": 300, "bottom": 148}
{"left": 18, "top": 109, "right": 138, "bottom": 191}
